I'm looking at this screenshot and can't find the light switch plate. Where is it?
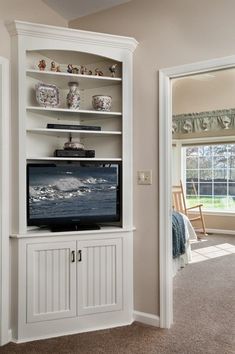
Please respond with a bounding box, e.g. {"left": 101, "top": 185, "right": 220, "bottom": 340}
{"left": 137, "top": 170, "right": 152, "bottom": 185}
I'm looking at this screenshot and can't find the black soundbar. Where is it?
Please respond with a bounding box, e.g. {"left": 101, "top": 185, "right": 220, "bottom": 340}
{"left": 47, "top": 123, "right": 101, "bottom": 131}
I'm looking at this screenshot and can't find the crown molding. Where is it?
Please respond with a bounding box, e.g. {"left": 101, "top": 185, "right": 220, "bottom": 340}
{"left": 6, "top": 21, "right": 138, "bottom": 53}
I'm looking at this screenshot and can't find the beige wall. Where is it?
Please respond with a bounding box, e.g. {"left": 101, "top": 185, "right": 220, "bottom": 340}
{"left": 70, "top": 0, "right": 235, "bottom": 316}
{"left": 188, "top": 211, "right": 235, "bottom": 231}
{"left": 0, "top": 0, "right": 67, "bottom": 60}
{"left": 204, "top": 214, "right": 235, "bottom": 230}
{"left": 173, "top": 69, "right": 235, "bottom": 115}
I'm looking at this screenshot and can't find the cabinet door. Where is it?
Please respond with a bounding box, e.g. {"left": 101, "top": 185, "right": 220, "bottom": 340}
{"left": 27, "top": 241, "right": 77, "bottom": 323}
{"left": 77, "top": 238, "right": 122, "bottom": 316}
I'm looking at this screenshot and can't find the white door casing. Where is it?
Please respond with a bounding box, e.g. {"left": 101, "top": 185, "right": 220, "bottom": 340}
{"left": 159, "top": 55, "right": 235, "bottom": 328}
{"left": 0, "top": 57, "right": 10, "bottom": 345}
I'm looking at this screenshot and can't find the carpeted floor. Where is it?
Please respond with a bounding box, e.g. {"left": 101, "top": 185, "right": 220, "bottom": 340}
{"left": 1, "top": 234, "right": 235, "bottom": 354}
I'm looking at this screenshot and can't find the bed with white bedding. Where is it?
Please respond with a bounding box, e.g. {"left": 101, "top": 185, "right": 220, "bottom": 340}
{"left": 172, "top": 211, "right": 197, "bottom": 276}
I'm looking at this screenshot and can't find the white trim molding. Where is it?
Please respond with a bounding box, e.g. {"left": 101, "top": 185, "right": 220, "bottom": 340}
{"left": 159, "top": 54, "right": 235, "bottom": 329}
{"left": 206, "top": 228, "right": 235, "bottom": 235}
{"left": 0, "top": 56, "right": 10, "bottom": 346}
{"left": 133, "top": 311, "right": 160, "bottom": 327}
{"left": 176, "top": 135, "right": 235, "bottom": 145}
{"left": 6, "top": 21, "right": 138, "bottom": 53}
{"left": 189, "top": 210, "right": 235, "bottom": 217}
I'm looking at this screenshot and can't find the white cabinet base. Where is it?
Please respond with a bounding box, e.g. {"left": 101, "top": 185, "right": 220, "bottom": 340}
{"left": 13, "top": 310, "right": 134, "bottom": 344}
{"left": 11, "top": 231, "right": 133, "bottom": 343}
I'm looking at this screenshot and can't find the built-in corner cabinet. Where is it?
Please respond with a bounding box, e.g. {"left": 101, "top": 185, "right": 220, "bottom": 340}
{"left": 7, "top": 21, "right": 138, "bottom": 342}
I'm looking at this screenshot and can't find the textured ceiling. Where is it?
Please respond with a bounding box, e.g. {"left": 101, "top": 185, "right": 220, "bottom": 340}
{"left": 43, "top": 0, "right": 131, "bottom": 21}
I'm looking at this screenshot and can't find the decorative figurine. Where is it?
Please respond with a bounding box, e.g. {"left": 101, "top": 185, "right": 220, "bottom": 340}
{"left": 38, "top": 59, "right": 46, "bottom": 71}
{"left": 80, "top": 66, "right": 88, "bottom": 75}
{"left": 67, "top": 64, "right": 73, "bottom": 73}
{"left": 50, "top": 61, "right": 56, "bottom": 72}
{"left": 72, "top": 66, "right": 79, "bottom": 74}
{"left": 95, "top": 68, "right": 104, "bottom": 76}
{"left": 88, "top": 70, "right": 92, "bottom": 75}
{"left": 109, "top": 63, "right": 118, "bottom": 77}
{"left": 64, "top": 134, "right": 84, "bottom": 150}
{"left": 67, "top": 64, "right": 80, "bottom": 74}
{"left": 66, "top": 82, "right": 80, "bottom": 110}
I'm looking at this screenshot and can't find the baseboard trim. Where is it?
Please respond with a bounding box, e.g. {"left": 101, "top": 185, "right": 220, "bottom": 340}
{"left": 8, "top": 329, "right": 12, "bottom": 342}
{"left": 9, "top": 320, "right": 133, "bottom": 344}
{"left": 133, "top": 311, "right": 160, "bottom": 327}
{"left": 206, "top": 228, "right": 235, "bottom": 235}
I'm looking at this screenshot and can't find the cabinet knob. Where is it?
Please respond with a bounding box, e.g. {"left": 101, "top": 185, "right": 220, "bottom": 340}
{"left": 71, "top": 250, "right": 76, "bottom": 263}
{"left": 78, "top": 250, "right": 82, "bottom": 262}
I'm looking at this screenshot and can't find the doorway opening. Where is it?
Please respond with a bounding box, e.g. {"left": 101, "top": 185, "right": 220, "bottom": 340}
{"left": 159, "top": 56, "right": 235, "bottom": 328}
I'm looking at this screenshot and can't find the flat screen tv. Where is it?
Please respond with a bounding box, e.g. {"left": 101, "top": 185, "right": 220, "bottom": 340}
{"left": 27, "top": 162, "right": 121, "bottom": 231}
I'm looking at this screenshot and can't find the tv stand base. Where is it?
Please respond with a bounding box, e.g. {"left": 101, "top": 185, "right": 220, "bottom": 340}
{"left": 50, "top": 224, "right": 101, "bottom": 232}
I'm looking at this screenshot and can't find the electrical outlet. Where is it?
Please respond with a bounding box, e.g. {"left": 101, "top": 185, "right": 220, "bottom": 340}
{"left": 137, "top": 170, "right": 152, "bottom": 185}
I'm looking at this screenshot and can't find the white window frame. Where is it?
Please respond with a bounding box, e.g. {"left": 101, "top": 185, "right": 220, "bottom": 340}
{"left": 182, "top": 142, "right": 235, "bottom": 213}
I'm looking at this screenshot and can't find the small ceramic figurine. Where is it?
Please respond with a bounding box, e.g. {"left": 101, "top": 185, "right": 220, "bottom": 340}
{"left": 72, "top": 67, "right": 79, "bottom": 74}
{"left": 80, "top": 66, "right": 88, "bottom": 75}
{"left": 88, "top": 70, "right": 92, "bottom": 75}
{"left": 38, "top": 59, "right": 46, "bottom": 71}
{"left": 95, "top": 68, "right": 104, "bottom": 76}
{"left": 64, "top": 134, "right": 84, "bottom": 150}
{"left": 67, "top": 64, "right": 73, "bottom": 74}
{"left": 109, "top": 63, "right": 118, "bottom": 77}
{"left": 50, "top": 61, "right": 56, "bottom": 72}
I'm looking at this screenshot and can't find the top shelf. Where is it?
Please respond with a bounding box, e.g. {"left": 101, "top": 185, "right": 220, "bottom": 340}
{"left": 26, "top": 69, "right": 122, "bottom": 89}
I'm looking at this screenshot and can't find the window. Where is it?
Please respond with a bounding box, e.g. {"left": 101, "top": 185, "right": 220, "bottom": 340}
{"left": 184, "top": 144, "right": 235, "bottom": 211}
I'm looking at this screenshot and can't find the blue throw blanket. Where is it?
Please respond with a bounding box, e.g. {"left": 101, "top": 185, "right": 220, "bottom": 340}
{"left": 172, "top": 212, "right": 186, "bottom": 258}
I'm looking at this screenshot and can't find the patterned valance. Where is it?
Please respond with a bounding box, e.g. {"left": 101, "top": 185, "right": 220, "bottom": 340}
{"left": 172, "top": 108, "right": 235, "bottom": 135}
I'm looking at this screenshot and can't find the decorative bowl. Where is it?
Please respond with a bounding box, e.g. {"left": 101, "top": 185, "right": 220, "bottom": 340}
{"left": 92, "top": 95, "right": 112, "bottom": 111}
{"left": 35, "top": 82, "right": 59, "bottom": 108}
{"left": 64, "top": 140, "right": 85, "bottom": 150}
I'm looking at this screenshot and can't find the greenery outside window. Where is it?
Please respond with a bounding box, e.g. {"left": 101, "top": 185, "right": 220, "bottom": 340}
{"left": 184, "top": 144, "right": 235, "bottom": 211}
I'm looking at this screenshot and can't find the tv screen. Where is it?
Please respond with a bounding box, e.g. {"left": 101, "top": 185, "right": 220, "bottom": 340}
{"left": 27, "top": 163, "right": 121, "bottom": 228}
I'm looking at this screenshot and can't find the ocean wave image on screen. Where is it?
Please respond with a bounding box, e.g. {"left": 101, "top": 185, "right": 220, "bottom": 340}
{"left": 28, "top": 166, "right": 118, "bottom": 219}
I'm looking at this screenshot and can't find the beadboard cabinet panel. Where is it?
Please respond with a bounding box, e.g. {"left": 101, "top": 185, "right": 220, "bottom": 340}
{"left": 77, "top": 238, "right": 122, "bottom": 315}
{"left": 27, "top": 241, "right": 77, "bottom": 322}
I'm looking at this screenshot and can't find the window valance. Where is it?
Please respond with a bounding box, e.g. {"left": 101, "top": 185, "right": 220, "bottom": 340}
{"left": 172, "top": 108, "right": 235, "bottom": 135}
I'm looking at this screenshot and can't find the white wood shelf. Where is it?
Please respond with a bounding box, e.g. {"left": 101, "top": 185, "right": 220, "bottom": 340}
{"left": 26, "top": 106, "right": 122, "bottom": 117}
{"left": 27, "top": 157, "right": 122, "bottom": 161}
{"left": 27, "top": 128, "right": 122, "bottom": 137}
{"left": 26, "top": 69, "right": 122, "bottom": 89}
{"left": 11, "top": 226, "right": 135, "bottom": 239}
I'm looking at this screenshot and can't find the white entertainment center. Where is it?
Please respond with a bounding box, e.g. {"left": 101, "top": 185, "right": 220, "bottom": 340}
{"left": 7, "top": 21, "right": 138, "bottom": 342}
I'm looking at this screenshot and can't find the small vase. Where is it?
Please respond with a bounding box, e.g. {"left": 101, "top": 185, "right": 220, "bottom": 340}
{"left": 66, "top": 82, "right": 80, "bottom": 110}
